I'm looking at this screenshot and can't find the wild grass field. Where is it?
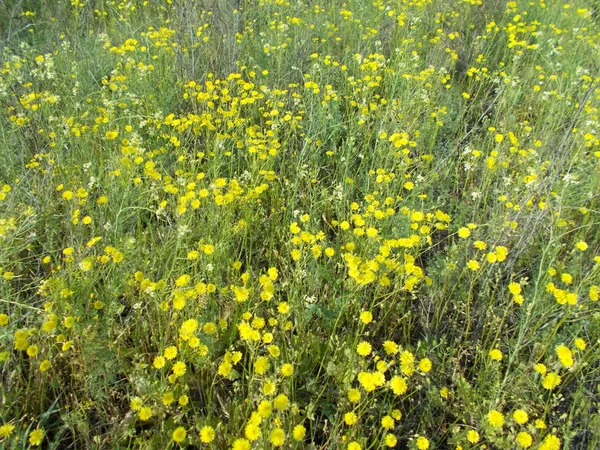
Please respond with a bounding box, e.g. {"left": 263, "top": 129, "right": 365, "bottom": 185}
{"left": 0, "top": 0, "right": 599, "bottom": 448}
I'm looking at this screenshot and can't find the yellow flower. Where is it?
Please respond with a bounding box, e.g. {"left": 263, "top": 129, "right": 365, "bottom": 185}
{"left": 162, "top": 392, "right": 175, "bottom": 406}
{"left": 344, "top": 412, "right": 358, "bottom": 425}
{"left": 467, "top": 260, "right": 480, "bottom": 270}
{"left": 29, "top": 428, "right": 44, "bottom": 446}
{"left": 0, "top": 424, "right": 15, "bottom": 438}
{"left": 542, "top": 372, "right": 561, "bottom": 390}
{"left": 280, "top": 363, "right": 294, "bottom": 377}
{"left": 385, "top": 433, "right": 397, "bottom": 447}
{"left": 539, "top": 434, "right": 560, "bottom": 450}
{"left": 467, "top": 430, "right": 480, "bottom": 443}
{"left": 153, "top": 356, "right": 166, "bottom": 369}
{"left": 575, "top": 241, "right": 588, "bottom": 251}
{"left": 359, "top": 311, "right": 373, "bottom": 324}
{"left": 172, "top": 361, "right": 186, "bottom": 376}
{"left": 381, "top": 416, "right": 394, "bottom": 429}
{"left": 245, "top": 423, "right": 260, "bottom": 441}
{"left": 347, "top": 442, "right": 362, "bottom": 450}
{"left": 416, "top": 436, "right": 430, "bottom": 450}
{"left": 487, "top": 409, "right": 504, "bottom": 427}
{"left": 357, "top": 341, "right": 372, "bottom": 356}
{"left": 534, "top": 363, "right": 547, "bottom": 375}
{"left": 273, "top": 394, "right": 289, "bottom": 410}
{"left": 254, "top": 356, "right": 270, "bottom": 375}
{"left": 232, "top": 439, "right": 251, "bottom": 450}
{"left": 199, "top": 426, "right": 215, "bottom": 443}
{"left": 516, "top": 431, "right": 533, "bottom": 448}
{"left": 419, "top": 358, "right": 432, "bottom": 373}
{"left": 508, "top": 282, "right": 521, "bottom": 295}
{"left": 383, "top": 340, "right": 399, "bottom": 355}
{"left": 389, "top": 376, "right": 408, "bottom": 395}
{"left": 292, "top": 424, "right": 306, "bottom": 441}
{"left": 164, "top": 346, "right": 178, "bottom": 360}
{"left": 172, "top": 426, "right": 186, "bottom": 443}
{"left": 489, "top": 349, "right": 502, "bottom": 361}
{"left": 269, "top": 428, "right": 285, "bottom": 446}
{"left": 105, "top": 130, "right": 119, "bottom": 140}
{"left": 555, "top": 345, "right": 573, "bottom": 367}
{"left": 513, "top": 409, "right": 528, "bottom": 424}
{"left": 138, "top": 407, "right": 152, "bottom": 421}
{"left": 39, "top": 359, "right": 51, "bottom": 372}
{"left": 458, "top": 227, "right": 471, "bottom": 238}
{"left": 0, "top": 314, "right": 8, "bottom": 326}
{"left": 348, "top": 388, "right": 361, "bottom": 403}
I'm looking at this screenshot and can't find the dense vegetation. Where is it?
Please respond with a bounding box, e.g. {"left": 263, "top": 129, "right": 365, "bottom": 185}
{"left": 0, "top": 0, "right": 599, "bottom": 448}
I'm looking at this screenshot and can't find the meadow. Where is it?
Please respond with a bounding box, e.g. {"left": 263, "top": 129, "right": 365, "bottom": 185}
{"left": 0, "top": 0, "right": 599, "bottom": 448}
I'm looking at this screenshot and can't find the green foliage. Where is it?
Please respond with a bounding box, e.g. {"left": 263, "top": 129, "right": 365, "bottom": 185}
{"left": 0, "top": 0, "right": 599, "bottom": 448}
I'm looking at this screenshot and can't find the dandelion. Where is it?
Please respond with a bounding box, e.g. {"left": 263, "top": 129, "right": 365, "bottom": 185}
{"left": 516, "top": 431, "right": 533, "bottom": 448}
{"left": 357, "top": 341, "right": 372, "bottom": 356}
{"left": 513, "top": 409, "right": 528, "bottom": 424}
{"left": 458, "top": 227, "right": 471, "bottom": 238}
{"left": 489, "top": 349, "right": 502, "bottom": 361}
{"left": 39, "top": 359, "right": 51, "bottom": 372}
{"left": 556, "top": 345, "right": 574, "bottom": 367}
{"left": 29, "top": 428, "right": 44, "bottom": 446}
{"left": 542, "top": 372, "right": 561, "bottom": 390}
{"left": 359, "top": 311, "right": 373, "bottom": 324}
{"left": 344, "top": 412, "right": 358, "bottom": 425}
{"left": 270, "top": 428, "right": 285, "bottom": 446}
{"left": 172, "top": 361, "right": 186, "bottom": 376}
{"left": 273, "top": 394, "right": 289, "bottom": 410}
{"left": 164, "top": 346, "right": 178, "bottom": 360}
{"left": 232, "top": 438, "right": 251, "bottom": 450}
{"left": 138, "top": 407, "right": 152, "bottom": 421}
{"left": 467, "top": 260, "right": 480, "bottom": 270}
{"left": 539, "top": 434, "right": 560, "bottom": 450}
{"left": 487, "top": 410, "right": 504, "bottom": 427}
{"left": 389, "top": 376, "right": 408, "bottom": 395}
{"left": 348, "top": 388, "right": 361, "bottom": 403}
{"left": 416, "top": 436, "right": 430, "bottom": 450}
{"left": 0, "top": 424, "right": 15, "bottom": 438}
{"left": 172, "top": 426, "right": 186, "bottom": 443}
{"left": 419, "top": 358, "right": 432, "bottom": 373}
{"left": 292, "top": 424, "right": 306, "bottom": 441}
{"left": 467, "top": 430, "right": 480, "bottom": 443}
{"left": 280, "top": 363, "right": 294, "bottom": 377}
{"left": 199, "top": 425, "right": 215, "bottom": 443}
{"left": 384, "top": 434, "right": 397, "bottom": 447}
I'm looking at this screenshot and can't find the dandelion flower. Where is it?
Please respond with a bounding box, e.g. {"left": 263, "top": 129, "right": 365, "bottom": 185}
{"left": 542, "top": 372, "right": 561, "bottom": 390}
{"left": 416, "top": 436, "right": 430, "bottom": 450}
{"left": 199, "top": 426, "right": 215, "bottom": 443}
{"left": 29, "top": 429, "right": 44, "bottom": 446}
{"left": 357, "top": 341, "right": 372, "bottom": 356}
{"left": 172, "top": 427, "right": 186, "bottom": 443}
{"left": 539, "top": 434, "right": 560, "bottom": 450}
{"left": 516, "top": 431, "right": 533, "bottom": 448}
{"left": 292, "top": 424, "right": 306, "bottom": 441}
{"left": 487, "top": 410, "right": 504, "bottom": 427}
{"left": 513, "top": 409, "right": 528, "bottom": 424}
{"left": 467, "top": 430, "right": 480, "bottom": 443}
{"left": 270, "top": 428, "right": 285, "bottom": 446}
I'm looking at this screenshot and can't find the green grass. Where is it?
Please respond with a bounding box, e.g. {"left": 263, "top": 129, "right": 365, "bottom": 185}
{"left": 0, "top": 0, "right": 599, "bottom": 448}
